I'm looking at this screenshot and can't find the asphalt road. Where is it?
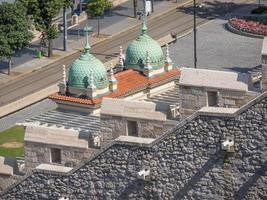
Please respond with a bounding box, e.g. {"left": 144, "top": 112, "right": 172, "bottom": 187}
{"left": 0, "top": 0, "right": 252, "bottom": 107}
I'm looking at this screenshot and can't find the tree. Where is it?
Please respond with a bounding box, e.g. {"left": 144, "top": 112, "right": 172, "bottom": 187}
{"left": 0, "top": 2, "right": 32, "bottom": 75}
{"left": 87, "top": 0, "right": 112, "bottom": 36}
{"left": 63, "top": 0, "right": 75, "bottom": 51}
{"left": 20, "top": 0, "right": 63, "bottom": 57}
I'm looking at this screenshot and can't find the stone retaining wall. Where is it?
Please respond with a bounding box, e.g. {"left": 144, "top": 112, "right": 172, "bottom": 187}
{"left": 1, "top": 92, "right": 267, "bottom": 199}
{"left": 24, "top": 141, "right": 95, "bottom": 172}
{"left": 179, "top": 85, "right": 257, "bottom": 118}
{"left": 101, "top": 114, "right": 177, "bottom": 140}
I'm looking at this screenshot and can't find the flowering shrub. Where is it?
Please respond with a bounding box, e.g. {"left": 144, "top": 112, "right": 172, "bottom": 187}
{"left": 229, "top": 18, "right": 267, "bottom": 36}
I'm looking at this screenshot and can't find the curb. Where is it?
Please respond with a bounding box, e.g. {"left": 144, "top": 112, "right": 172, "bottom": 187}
{"left": 225, "top": 22, "right": 264, "bottom": 39}
{"left": 1, "top": 0, "right": 193, "bottom": 85}
{"left": 107, "top": 0, "right": 193, "bottom": 40}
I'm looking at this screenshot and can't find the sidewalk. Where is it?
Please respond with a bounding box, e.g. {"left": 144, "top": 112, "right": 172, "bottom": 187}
{"left": 0, "top": 0, "right": 186, "bottom": 85}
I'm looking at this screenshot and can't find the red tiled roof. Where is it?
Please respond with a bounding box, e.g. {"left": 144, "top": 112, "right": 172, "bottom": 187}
{"left": 50, "top": 69, "right": 181, "bottom": 105}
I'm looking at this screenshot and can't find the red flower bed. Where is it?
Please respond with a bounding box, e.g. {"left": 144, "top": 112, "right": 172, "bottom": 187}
{"left": 229, "top": 18, "right": 267, "bottom": 36}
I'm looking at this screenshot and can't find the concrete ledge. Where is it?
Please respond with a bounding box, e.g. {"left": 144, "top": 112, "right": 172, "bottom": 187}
{"left": 199, "top": 106, "right": 238, "bottom": 116}
{"left": 115, "top": 136, "right": 155, "bottom": 145}
{"left": 0, "top": 84, "right": 58, "bottom": 118}
{"left": 158, "top": 34, "right": 176, "bottom": 46}
{"left": 101, "top": 98, "right": 167, "bottom": 121}
{"left": 24, "top": 124, "right": 89, "bottom": 149}
{"left": 0, "top": 157, "right": 18, "bottom": 176}
{"left": 36, "top": 164, "right": 72, "bottom": 173}
{"left": 262, "top": 37, "right": 267, "bottom": 56}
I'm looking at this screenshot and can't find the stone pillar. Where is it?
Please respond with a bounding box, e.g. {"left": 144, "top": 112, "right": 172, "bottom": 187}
{"left": 85, "top": 74, "right": 97, "bottom": 98}
{"left": 118, "top": 46, "right": 125, "bottom": 70}
{"left": 164, "top": 44, "right": 173, "bottom": 72}
{"left": 109, "top": 67, "right": 118, "bottom": 92}
{"left": 58, "top": 65, "right": 66, "bottom": 95}
{"left": 143, "top": 51, "right": 153, "bottom": 78}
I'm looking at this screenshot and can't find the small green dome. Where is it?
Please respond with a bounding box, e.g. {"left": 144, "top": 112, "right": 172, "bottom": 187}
{"left": 68, "top": 53, "right": 109, "bottom": 89}
{"left": 68, "top": 26, "right": 109, "bottom": 89}
{"left": 125, "top": 21, "right": 164, "bottom": 71}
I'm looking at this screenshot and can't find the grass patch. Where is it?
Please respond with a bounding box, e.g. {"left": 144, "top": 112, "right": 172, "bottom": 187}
{"left": 0, "top": 126, "right": 25, "bottom": 157}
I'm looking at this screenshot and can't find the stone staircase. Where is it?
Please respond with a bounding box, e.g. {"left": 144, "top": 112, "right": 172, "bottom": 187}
{"left": 147, "top": 85, "right": 180, "bottom": 106}
{"left": 146, "top": 85, "right": 180, "bottom": 120}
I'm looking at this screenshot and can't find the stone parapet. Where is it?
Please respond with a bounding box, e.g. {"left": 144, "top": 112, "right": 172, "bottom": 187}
{"left": 2, "top": 92, "right": 267, "bottom": 199}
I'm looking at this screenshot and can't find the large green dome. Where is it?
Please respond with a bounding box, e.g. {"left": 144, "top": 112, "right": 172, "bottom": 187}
{"left": 125, "top": 21, "right": 164, "bottom": 71}
{"left": 68, "top": 29, "right": 109, "bottom": 90}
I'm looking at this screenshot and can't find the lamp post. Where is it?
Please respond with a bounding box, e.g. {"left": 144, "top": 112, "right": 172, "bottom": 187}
{"left": 63, "top": 6, "right": 68, "bottom": 51}
{"left": 193, "top": 0, "right": 197, "bottom": 69}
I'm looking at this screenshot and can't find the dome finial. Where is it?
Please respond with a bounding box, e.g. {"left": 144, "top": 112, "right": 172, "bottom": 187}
{"left": 141, "top": 9, "right": 147, "bottom": 35}
{"left": 83, "top": 25, "right": 92, "bottom": 53}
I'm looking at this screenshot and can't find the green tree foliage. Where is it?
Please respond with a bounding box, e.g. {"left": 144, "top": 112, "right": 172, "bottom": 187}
{"left": 87, "top": 0, "right": 112, "bottom": 36}
{"left": 20, "top": 0, "right": 63, "bottom": 57}
{"left": 0, "top": 2, "right": 32, "bottom": 75}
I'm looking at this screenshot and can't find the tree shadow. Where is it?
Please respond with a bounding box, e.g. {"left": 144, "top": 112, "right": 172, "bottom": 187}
{"left": 177, "top": 0, "right": 259, "bottom": 20}
{"left": 117, "top": 179, "right": 158, "bottom": 200}
{"left": 174, "top": 153, "right": 222, "bottom": 199}
{"left": 0, "top": 43, "right": 44, "bottom": 71}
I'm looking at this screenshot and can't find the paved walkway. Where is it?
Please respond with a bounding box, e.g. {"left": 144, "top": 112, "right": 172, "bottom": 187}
{"left": 0, "top": 0, "right": 181, "bottom": 84}
{"left": 169, "top": 1, "right": 264, "bottom": 72}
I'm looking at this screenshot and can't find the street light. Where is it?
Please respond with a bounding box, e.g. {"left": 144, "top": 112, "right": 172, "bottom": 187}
{"left": 193, "top": 0, "right": 197, "bottom": 69}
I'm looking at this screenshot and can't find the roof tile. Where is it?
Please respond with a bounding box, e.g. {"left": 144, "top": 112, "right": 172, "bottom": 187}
{"left": 50, "top": 69, "right": 180, "bottom": 105}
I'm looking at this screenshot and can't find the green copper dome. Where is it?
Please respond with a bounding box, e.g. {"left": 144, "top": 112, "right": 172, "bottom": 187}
{"left": 68, "top": 26, "right": 109, "bottom": 89}
{"left": 125, "top": 19, "right": 164, "bottom": 71}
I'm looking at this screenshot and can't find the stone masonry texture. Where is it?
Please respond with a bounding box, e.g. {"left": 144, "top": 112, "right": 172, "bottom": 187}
{"left": 101, "top": 114, "right": 177, "bottom": 140}
{"left": 1, "top": 92, "right": 267, "bottom": 199}
{"left": 24, "top": 141, "right": 95, "bottom": 172}
{"left": 179, "top": 85, "right": 257, "bottom": 118}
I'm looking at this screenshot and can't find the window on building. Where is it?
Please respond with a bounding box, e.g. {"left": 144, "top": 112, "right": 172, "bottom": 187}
{"left": 127, "top": 121, "right": 138, "bottom": 136}
{"left": 207, "top": 91, "right": 218, "bottom": 107}
{"left": 50, "top": 148, "right": 61, "bottom": 164}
